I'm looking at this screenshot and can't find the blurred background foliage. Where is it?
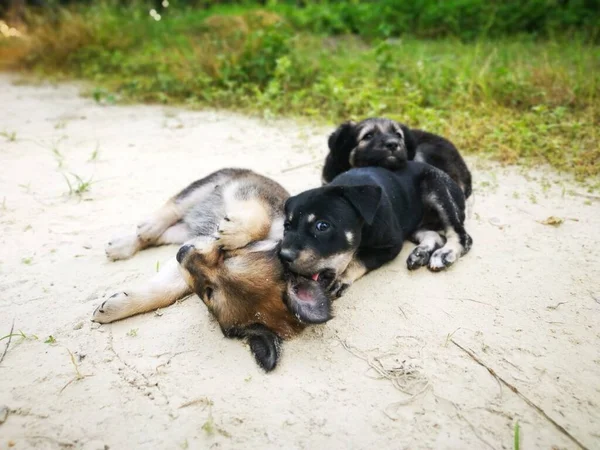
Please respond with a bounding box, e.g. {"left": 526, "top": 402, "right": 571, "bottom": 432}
{"left": 0, "top": 0, "right": 598, "bottom": 180}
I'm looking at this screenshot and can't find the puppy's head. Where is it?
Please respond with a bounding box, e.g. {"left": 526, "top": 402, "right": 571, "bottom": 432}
{"left": 280, "top": 183, "right": 382, "bottom": 286}
{"left": 176, "top": 237, "right": 330, "bottom": 370}
{"left": 323, "top": 118, "right": 417, "bottom": 183}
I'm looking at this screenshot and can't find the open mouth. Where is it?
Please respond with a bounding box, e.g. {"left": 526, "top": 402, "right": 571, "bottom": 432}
{"left": 309, "top": 269, "right": 336, "bottom": 289}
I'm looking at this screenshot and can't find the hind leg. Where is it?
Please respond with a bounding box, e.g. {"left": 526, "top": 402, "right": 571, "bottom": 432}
{"left": 406, "top": 229, "right": 445, "bottom": 270}
{"left": 105, "top": 172, "right": 228, "bottom": 260}
{"left": 92, "top": 258, "right": 191, "bottom": 323}
{"left": 419, "top": 170, "right": 473, "bottom": 272}
{"left": 106, "top": 221, "right": 194, "bottom": 261}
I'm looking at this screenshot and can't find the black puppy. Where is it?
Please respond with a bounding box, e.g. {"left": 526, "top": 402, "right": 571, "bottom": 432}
{"left": 279, "top": 163, "right": 472, "bottom": 322}
{"left": 322, "top": 117, "right": 472, "bottom": 198}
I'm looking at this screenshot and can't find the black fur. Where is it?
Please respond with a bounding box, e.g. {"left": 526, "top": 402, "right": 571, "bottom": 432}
{"left": 281, "top": 164, "right": 472, "bottom": 319}
{"left": 223, "top": 324, "right": 282, "bottom": 372}
{"left": 323, "top": 118, "right": 472, "bottom": 198}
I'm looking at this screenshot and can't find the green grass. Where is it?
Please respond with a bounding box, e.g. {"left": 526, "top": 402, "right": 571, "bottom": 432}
{"left": 2, "top": 3, "right": 598, "bottom": 182}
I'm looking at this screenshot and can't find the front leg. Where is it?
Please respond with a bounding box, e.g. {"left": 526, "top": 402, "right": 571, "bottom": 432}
{"left": 328, "top": 258, "right": 368, "bottom": 298}
{"left": 92, "top": 258, "right": 191, "bottom": 323}
{"left": 329, "top": 245, "right": 402, "bottom": 298}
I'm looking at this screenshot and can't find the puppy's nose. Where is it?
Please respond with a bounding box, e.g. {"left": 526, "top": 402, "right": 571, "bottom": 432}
{"left": 279, "top": 248, "right": 298, "bottom": 263}
{"left": 176, "top": 244, "right": 194, "bottom": 263}
{"left": 384, "top": 139, "right": 400, "bottom": 151}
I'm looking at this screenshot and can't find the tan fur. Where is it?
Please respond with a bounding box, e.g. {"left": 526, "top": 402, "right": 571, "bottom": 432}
{"left": 289, "top": 248, "right": 354, "bottom": 277}
{"left": 338, "top": 258, "right": 367, "bottom": 286}
{"left": 218, "top": 197, "right": 272, "bottom": 250}
{"left": 179, "top": 238, "right": 303, "bottom": 340}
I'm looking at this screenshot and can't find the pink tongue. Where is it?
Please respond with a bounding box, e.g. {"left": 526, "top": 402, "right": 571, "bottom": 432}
{"left": 311, "top": 273, "right": 320, "bottom": 281}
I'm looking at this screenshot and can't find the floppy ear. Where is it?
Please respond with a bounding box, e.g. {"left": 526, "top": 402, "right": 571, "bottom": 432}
{"left": 399, "top": 123, "right": 417, "bottom": 160}
{"left": 340, "top": 185, "right": 382, "bottom": 226}
{"left": 223, "top": 324, "right": 282, "bottom": 372}
{"left": 328, "top": 121, "right": 356, "bottom": 155}
{"left": 244, "top": 324, "right": 282, "bottom": 372}
{"left": 322, "top": 121, "right": 357, "bottom": 184}
{"left": 285, "top": 277, "right": 332, "bottom": 324}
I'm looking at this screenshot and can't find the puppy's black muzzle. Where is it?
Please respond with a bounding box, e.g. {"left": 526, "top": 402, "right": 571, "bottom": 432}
{"left": 279, "top": 248, "right": 298, "bottom": 263}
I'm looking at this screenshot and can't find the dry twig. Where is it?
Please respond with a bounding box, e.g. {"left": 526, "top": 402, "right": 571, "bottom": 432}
{"left": 452, "top": 339, "right": 589, "bottom": 450}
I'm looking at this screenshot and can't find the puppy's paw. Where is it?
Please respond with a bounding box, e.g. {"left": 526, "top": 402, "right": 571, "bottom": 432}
{"left": 328, "top": 280, "right": 351, "bottom": 299}
{"left": 92, "top": 292, "right": 133, "bottom": 323}
{"left": 407, "top": 246, "right": 433, "bottom": 271}
{"left": 217, "top": 215, "right": 253, "bottom": 250}
{"left": 105, "top": 234, "right": 140, "bottom": 261}
{"left": 428, "top": 248, "right": 458, "bottom": 272}
{"left": 137, "top": 219, "right": 164, "bottom": 242}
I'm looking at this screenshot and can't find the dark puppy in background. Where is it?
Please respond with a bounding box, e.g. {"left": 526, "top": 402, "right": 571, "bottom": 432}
{"left": 322, "top": 117, "right": 472, "bottom": 198}
{"left": 280, "top": 164, "right": 472, "bottom": 322}
{"left": 92, "top": 168, "right": 330, "bottom": 371}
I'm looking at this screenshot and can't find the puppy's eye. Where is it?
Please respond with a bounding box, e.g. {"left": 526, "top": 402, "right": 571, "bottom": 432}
{"left": 315, "top": 220, "right": 330, "bottom": 232}
{"left": 205, "top": 287, "right": 214, "bottom": 301}
{"left": 395, "top": 130, "right": 404, "bottom": 138}
{"left": 362, "top": 132, "right": 374, "bottom": 141}
{"left": 283, "top": 221, "right": 291, "bottom": 231}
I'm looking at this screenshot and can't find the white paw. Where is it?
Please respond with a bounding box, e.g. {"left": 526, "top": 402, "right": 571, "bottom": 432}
{"left": 92, "top": 292, "right": 133, "bottom": 323}
{"left": 217, "top": 215, "right": 253, "bottom": 250}
{"left": 428, "top": 248, "right": 458, "bottom": 272}
{"left": 136, "top": 219, "right": 165, "bottom": 242}
{"left": 105, "top": 234, "right": 140, "bottom": 261}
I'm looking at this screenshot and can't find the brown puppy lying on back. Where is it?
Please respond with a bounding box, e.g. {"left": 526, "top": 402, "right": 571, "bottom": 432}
{"left": 92, "top": 169, "right": 330, "bottom": 371}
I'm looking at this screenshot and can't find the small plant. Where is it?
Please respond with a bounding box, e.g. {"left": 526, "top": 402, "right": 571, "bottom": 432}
{"left": 21, "top": 256, "right": 33, "bottom": 265}
{"left": 88, "top": 143, "right": 100, "bottom": 162}
{"left": 0, "top": 131, "right": 17, "bottom": 142}
{"left": 155, "top": 260, "right": 160, "bottom": 272}
{"left": 18, "top": 183, "right": 32, "bottom": 194}
{"left": 514, "top": 421, "right": 520, "bottom": 450}
{"left": 62, "top": 173, "right": 94, "bottom": 197}
{"left": 127, "top": 328, "right": 138, "bottom": 337}
{"left": 61, "top": 348, "right": 92, "bottom": 393}
{"left": 44, "top": 335, "right": 57, "bottom": 344}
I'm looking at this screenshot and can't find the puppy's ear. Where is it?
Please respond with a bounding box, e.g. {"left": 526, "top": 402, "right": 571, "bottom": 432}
{"left": 285, "top": 277, "right": 332, "bottom": 324}
{"left": 341, "top": 185, "right": 382, "bottom": 226}
{"left": 399, "top": 123, "right": 417, "bottom": 160}
{"left": 328, "top": 121, "right": 356, "bottom": 155}
{"left": 244, "top": 324, "right": 281, "bottom": 372}
{"left": 323, "top": 121, "right": 356, "bottom": 184}
{"left": 224, "top": 324, "right": 282, "bottom": 372}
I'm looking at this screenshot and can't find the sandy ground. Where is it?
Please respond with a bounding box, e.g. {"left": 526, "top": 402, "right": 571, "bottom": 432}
{"left": 0, "top": 74, "right": 599, "bottom": 450}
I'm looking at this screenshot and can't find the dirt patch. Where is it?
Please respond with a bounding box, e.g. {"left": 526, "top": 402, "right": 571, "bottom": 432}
{"left": 0, "top": 75, "right": 599, "bottom": 449}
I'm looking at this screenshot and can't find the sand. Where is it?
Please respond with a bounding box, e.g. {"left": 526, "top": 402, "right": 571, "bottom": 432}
{"left": 0, "top": 74, "right": 599, "bottom": 450}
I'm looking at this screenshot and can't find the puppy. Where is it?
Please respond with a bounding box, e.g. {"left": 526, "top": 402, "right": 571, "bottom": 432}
{"left": 280, "top": 163, "right": 472, "bottom": 322}
{"left": 322, "top": 117, "right": 472, "bottom": 198}
{"left": 92, "top": 168, "right": 330, "bottom": 371}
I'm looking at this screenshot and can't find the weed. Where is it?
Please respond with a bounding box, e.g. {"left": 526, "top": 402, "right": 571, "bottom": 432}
{"left": 514, "top": 421, "right": 520, "bottom": 450}
{"left": 88, "top": 143, "right": 100, "bottom": 162}
{"left": 2, "top": 3, "right": 598, "bottom": 180}
{"left": 155, "top": 261, "right": 160, "bottom": 272}
{"left": 127, "top": 328, "right": 138, "bottom": 337}
{"left": 44, "top": 335, "right": 57, "bottom": 344}
{"left": 529, "top": 192, "right": 538, "bottom": 204}
{"left": 21, "top": 256, "right": 33, "bottom": 265}
{"left": 61, "top": 347, "right": 92, "bottom": 393}
{"left": 62, "top": 172, "right": 94, "bottom": 197}
{"left": 0, "top": 130, "right": 17, "bottom": 142}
